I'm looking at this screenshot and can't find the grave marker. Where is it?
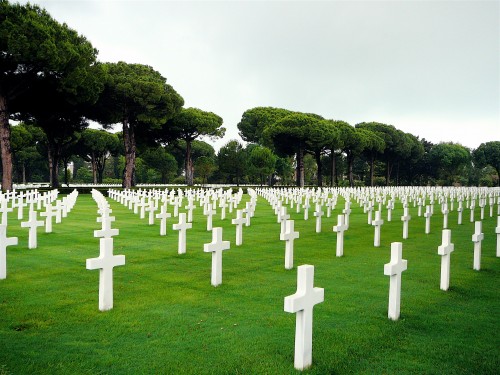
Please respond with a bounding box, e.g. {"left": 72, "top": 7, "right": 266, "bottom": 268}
{"left": 20, "top": 209, "right": 44, "bottom": 249}
{"left": 472, "top": 221, "right": 484, "bottom": 271}
{"left": 284, "top": 265, "right": 324, "bottom": 371}
{"left": 437, "top": 229, "right": 454, "bottom": 291}
{"left": 384, "top": 242, "right": 407, "bottom": 320}
{"left": 203, "top": 227, "right": 230, "bottom": 287}
{"left": 172, "top": 213, "right": 192, "bottom": 254}
{"left": 86, "top": 238, "right": 125, "bottom": 311}
{"left": 0, "top": 224, "right": 18, "bottom": 279}
{"left": 280, "top": 219, "right": 299, "bottom": 270}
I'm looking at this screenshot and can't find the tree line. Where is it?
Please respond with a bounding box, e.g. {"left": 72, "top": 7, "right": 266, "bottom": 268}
{"left": 1, "top": 1, "right": 499, "bottom": 189}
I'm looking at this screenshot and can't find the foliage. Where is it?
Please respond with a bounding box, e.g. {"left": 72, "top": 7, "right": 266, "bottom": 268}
{"left": 92, "top": 61, "right": 183, "bottom": 188}
{"left": 237, "top": 106, "right": 292, "bottom": 145}
{"left": 248, "top": 146, "right": 277, "bottom": 186}
{"left": 217, "top": 140, "right": 247, "bottom": 185}
{"left": 194, "top": 156, "right": 217, "bottom": 185}
{"left": 429, "top": 142, "right": 470, "bottom": 185}
{"left": 473, "top": 141, "right": 500, "bottom": 186}
{"left": 158, "top": 107, "right": 224, "bottom": 186}
{"left": 141, "top": 146, "right": 178, "bottom": 184}
{"left": 0, "top": 0, "right": 103, "bottom": 189}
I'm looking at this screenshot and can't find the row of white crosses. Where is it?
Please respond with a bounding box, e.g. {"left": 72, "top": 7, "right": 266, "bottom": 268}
{"left": 0, "top": 189, "right": 78, "bottom": 279}
{"left": 86, "top": 189, "right": 125, "bottom": 311}
{"left": 86, "top": 188, "right": 252, "bottom": 310}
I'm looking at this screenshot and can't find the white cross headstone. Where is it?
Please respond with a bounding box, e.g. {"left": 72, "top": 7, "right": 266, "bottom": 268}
{"left": 284, "top": 264, "right": 324, "bottom": 371}
{"left": 496, "top": 216, "right": 500, "bottom": 258}
{"left": 471, "top": 221, "right": 484, "bottom": 271}
{"left": 156, "top": 206, "right": 171, "bottom": 236}
{"left": 40, "top": 203, "right": 56, "bottom": 233}
{"left": 206, "top": 203, "right": 215, "bottom": 231}
{"left": 332, "top": 214, "right": 347, "bottom": 257}
{"left": 0, "top": 199, "right": 13, "bottom": 226}
{"left": 145, "top": 199, "right": 156, "bottom": 225}
{"left": 185, "top": 198, "right": 196, "bottom": 222}
{"left": 372, "top": 210, "right": 384, "bottom": 247}
{"left": 437, "top": 229, "right": 454, "bottom": 291}
{"left": 20, "top": 209, "right": 44, "bottom": 249}
{"left": 457, "top": 200, "right": 463, "bottom": 225}
{"left": 0, "top": 224, "right": 18, "bottom": 279}
{"left": 203, "top": 227, "right": 230, "bottom": 287}
{"left": 280, "top": 220, "right": 299, "bottom": 270}
{"left": 342, "top": 201, "right": 351, "bottom": 229}
{"left": 86, "top": 238, "right": 125, "bottom": 311}
{"left": 384, "top": 242, "right": 407, "bottom": 320}
{"left": 172, "top": 213, "right": 192, "bottom": 254}
{"left": 313, "top": 204, "right": 323, "bottom": 233}
{"left": 386, "top": 200, "right": 394, "bottom": 222}
{"left": 424, "top": 205, "right": 432, "bottom": 234}
{"left": 231, "top": 209, "right": 246, "bottom": 246}
{"left": 95, "top": 215, "right": 119, "bottom": 239}
{"left": 442, "top": 203, "right": 449, "bottom": 229}
{"left": 401, "top": 207, "right": 411, "bottom": 240}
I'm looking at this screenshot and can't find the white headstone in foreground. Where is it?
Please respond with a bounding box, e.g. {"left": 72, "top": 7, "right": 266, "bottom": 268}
{"left": 86, "top": 238, "right": 125, "bottom": 311}
{"left": 172, "top": 213, "right": 192, "bottom": 254}
{"left": 0, "top": 224, "right": 18, "bottom": 279}
{"left": 471, "top": 221, "right": 484, "bottom": 271}
{"left": 203, "top": 227, "right": 230, "bottom": 287}
{"left": 384, "top": 242, "right": 407, "bottom": 320}
{"left": 401, "top": 207, "right": 411, "bottom": 240}
{"left": 332, "top": 214, "right": 347, "bottom": 257}
{"left": 280, "top": 219, "right": 299, "bottom": 270}
{"left": 284, "top": 265, "right": 324, "bottom": 371}
{"left": 20, "top": 209, "right": 44, "bottom": 249}
{"left": 372, "top": 211, "right": 384, "bottom": 247}
{"left": 155, "top": 206, "right": 171, "bottom": 236}
{"left": 231, "top": 209, "right": 246, "bottom": 246}
{"left": 437, "top": 229, "right": 454, "bottom": 291}
{"left": 424, "top": 205, "right": 432, "bottom": 234}
{"left": 496, "top": 216, "right": 500, "bottom": 258}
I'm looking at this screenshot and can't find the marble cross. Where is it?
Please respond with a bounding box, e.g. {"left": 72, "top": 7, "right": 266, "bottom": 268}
{"left": 284, "top": 265, "right": 324, "bottom": 371}
{"left": 86, "top": 237, "right": 125, "bottom": 311}
{"left": 21, "top": 209, "right": 44, "bottom": 249}
{"left": 401, "top": 207, "right": 411, "bottom": 240}
{"left": 156, "top": 205, "right": 171, "bottom": 236}
{"left": 384, "top": 242, "right": 407, "bottom": 320}
{"left": 437, "top": 229, "right": 454, "bottom": 291}
{"left": 332, "top": 214, "right": 347, "bottom": 257}
{"left": 231, "top": 209, "right": 246, "bottom": 246}
{"left": 0, "top": 224, "right": 18, "bottom": 279}
{"left": 280, "top": 219, "right": 299, "bottom": 270}
{"left": 172, "top": 213, "right": 192, "bottom": 254}
{"left": 471, "top": 221, "right": 484, "bottom": 271}
{"left": 203, "top": 227, "right": 230, "bottom": 287}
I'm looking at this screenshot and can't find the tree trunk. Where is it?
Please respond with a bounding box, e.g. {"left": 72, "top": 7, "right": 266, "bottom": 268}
{"left": 330, "top": 153, "right": 337, "bottom": 187}
{"left": 348, "top": 153, "right": 354, "bottom": 187}
{"left": 385, "top": 159, "right": 392, "bottom": 186}
{"left": 0, "top": 94, "right": 13, "bottom": 191}
{"left": 370, "top": 155, "right": 375, "bottom": 186}
{"left": 296, "top": 148, "right": 304, "bottom": 187}
{"left": 64, "top": 160, "right": 69, "bottom": 186}
{"left": 48, "top": 144, "right": 60, "bottom": 188}
{"left": 185, "top": 140, "right": 194, "bottom": 186}
{"left": 91, "top": 153, "right": 97, "bottom": 184}
{"left": 122, "top": 118, "right": 136, "bottom": 188}
{"left": 315, "top": 151, "right": 323, "bottom": 187}
{"left": 22, "top": 163, "right": 26, "bottom": 184}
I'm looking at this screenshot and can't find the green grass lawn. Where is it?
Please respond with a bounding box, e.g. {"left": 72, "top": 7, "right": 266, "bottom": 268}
{"left": 1, "top": 191, "right": 499, "bottom": 374}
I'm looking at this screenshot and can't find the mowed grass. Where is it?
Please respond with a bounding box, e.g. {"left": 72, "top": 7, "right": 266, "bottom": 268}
{"left": 0, "top": 191, "right": 498, "bottom": 374}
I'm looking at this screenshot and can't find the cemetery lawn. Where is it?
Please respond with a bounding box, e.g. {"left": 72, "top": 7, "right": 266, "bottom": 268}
{"left": 1, "top": 192, "right": 499, "bottom": 374}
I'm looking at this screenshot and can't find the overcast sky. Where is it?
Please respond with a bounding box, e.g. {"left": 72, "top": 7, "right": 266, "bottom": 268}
{"left": 18, "top": 0, "right": 499, "bottom": 150}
